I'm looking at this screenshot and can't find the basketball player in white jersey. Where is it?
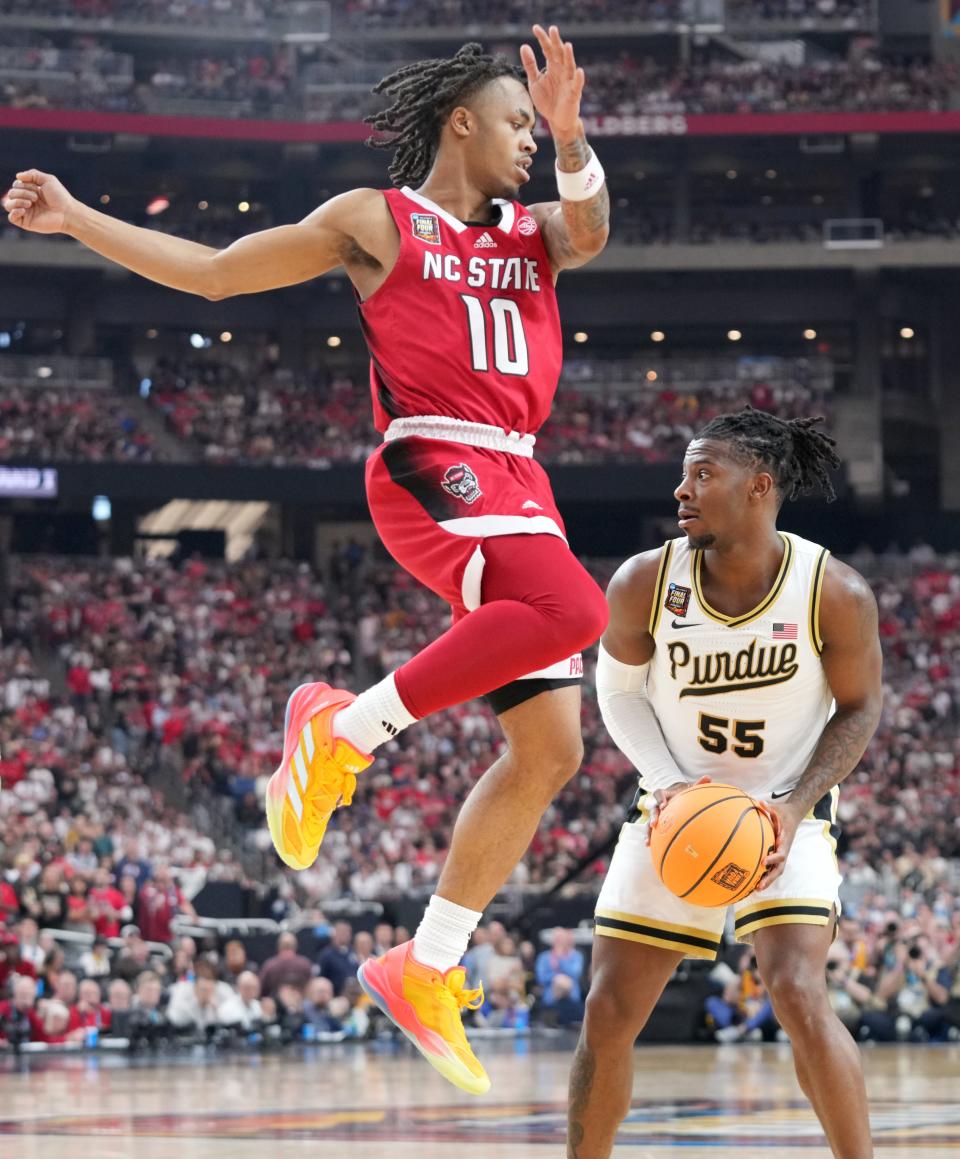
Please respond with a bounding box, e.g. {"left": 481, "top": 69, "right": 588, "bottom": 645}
{"left": 567, "top": 408, "right": 883, "bottom": 1159}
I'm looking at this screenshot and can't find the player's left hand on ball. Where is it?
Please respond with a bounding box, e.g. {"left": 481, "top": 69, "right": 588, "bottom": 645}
{"left": 646, "top": 775, "right": 710, "bottom": 846}
{"left": 519, "top": 24, "right": 585, "bottom": 135}
{"left": 754, "top": 801, "right": 799, "bottom": 892}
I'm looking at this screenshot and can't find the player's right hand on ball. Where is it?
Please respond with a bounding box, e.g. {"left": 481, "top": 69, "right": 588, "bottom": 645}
{"left": 3, "top": 170, "right": 75, "bottom": 234}
{"left": 646, "top": 776, "right": 710, "bottom": 845}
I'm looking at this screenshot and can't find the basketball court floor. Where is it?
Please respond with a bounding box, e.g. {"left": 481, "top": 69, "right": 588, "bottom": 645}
{"left": 0, "top": 1040, "right": 958, "bottom": 1157}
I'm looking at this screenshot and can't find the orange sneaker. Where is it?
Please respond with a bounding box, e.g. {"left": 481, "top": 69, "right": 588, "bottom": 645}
{"left": 358, "top": 940, "right": 490, "bottom": 1095}
{"left": 265, "top": 682, "right": 372, "bottom": 871}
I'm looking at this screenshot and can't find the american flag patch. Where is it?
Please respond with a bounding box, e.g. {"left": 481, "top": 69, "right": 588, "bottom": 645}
{"left": 772, "top": 622, "right": 798, "bottom": 639}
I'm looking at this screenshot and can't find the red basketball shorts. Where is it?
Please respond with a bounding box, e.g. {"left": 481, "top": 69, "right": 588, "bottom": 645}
{"left": 365, "top": 434, "right": 584, "bottom": 682}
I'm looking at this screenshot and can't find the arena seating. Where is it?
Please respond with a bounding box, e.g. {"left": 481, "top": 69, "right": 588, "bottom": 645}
{"left": 0, "top": 546, "right": 957, "bottom": 1045}
{"left": 1, "top": 33, "right": 953, "bottom": 118}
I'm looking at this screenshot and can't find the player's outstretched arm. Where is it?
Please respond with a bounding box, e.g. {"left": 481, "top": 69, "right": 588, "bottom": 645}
{"left": 3, "top": 172, "right": 379, "bottom": 300}
{"left": 757, "top": 558, "right": 883, "bottom": 889}
{"left": 520, "top": 25, "right": 609, "bottom": 271}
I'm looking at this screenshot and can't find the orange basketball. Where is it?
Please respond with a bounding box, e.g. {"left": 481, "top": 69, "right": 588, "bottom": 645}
{"left": 649, "top": 782, "right": 776, "bottom": 908}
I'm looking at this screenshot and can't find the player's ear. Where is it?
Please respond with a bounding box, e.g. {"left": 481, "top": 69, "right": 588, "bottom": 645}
{"left": 448, "top": 105, "right": 474, "bottom": 139}
{"left": 751, "top": 471, "right": 776, "bottom": 502}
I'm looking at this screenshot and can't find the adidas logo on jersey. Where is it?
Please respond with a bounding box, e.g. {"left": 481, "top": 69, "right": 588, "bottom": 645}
{"left": 474, "top": 232, "right": 498, "bottom": 249}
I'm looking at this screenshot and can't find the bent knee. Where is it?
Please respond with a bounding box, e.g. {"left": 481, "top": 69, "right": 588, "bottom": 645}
{"left": 564, "top": 572, "right": 609, "bottom": 648}
{"left": 511, "top": 731, "right": 583, "bottom": 788}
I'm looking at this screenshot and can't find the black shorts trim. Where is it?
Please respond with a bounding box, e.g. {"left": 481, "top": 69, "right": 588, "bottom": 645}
{"left": 484, "top": 676, "right": 581, "bottom": 715}
{"left": 734, "top": 903, "right": 832, "bottom": 932}
{"left": 594, "top": 914, "right": 720, "bottom": 954}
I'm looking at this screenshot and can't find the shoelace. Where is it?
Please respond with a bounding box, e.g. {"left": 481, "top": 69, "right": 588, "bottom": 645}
{"left": 443, "top": 971, "right": 485, "bottom": 1014}
{"left": 302, "top": 771, "right": 357, "bottom": 841}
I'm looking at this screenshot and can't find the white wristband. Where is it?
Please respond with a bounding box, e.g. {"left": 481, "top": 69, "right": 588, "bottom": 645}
{"left": 555, "top": 150, "right": 605, "bottom": 202}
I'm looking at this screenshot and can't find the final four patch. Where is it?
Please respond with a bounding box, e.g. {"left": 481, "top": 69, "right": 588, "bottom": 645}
{"left": 665, "top": 582, "right": 691, "bottom": 617}
{"left": 411, "top": 213, "right": 441, "bottom": 245}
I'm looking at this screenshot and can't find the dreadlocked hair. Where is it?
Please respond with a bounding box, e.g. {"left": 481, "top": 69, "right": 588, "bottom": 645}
{"left": 695, "top": 406, "right": 841, "bottom": 503}
{"left": 365, "top": 43, "right": 526, "bottom": 188}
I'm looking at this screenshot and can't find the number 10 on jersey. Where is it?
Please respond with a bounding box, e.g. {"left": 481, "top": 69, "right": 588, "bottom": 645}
{"left": 461, "top": 294, "right": 530, "bottom": 376}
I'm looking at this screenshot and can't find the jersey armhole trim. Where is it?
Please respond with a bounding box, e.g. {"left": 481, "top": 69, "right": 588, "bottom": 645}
{"left": 648, "top": 541, "right": 674, "bottom": 637}
{"left": 808, "top": 547, "right": 830, "bottom": 655}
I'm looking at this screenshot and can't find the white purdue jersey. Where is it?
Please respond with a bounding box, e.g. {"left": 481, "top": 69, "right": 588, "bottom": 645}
{"left": 645, "top": 531, "right": 833, "bottom": 801}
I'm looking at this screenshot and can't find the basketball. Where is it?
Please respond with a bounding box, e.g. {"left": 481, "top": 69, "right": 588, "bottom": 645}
{"left": 649, "top": 782, "right": 776, "bottom": 907}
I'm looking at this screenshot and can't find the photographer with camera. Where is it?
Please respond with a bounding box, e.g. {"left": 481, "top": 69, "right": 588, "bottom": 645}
{"left": 912, "top": 935, "right": 960, "bottom": 1042}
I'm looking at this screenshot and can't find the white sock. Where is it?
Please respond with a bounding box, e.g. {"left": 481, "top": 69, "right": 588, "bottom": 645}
{"left": 412, "top": 895, "right": 483, "bottom": 974}
{"left": 333, "top": 672, "right": 418, "bottom": 755}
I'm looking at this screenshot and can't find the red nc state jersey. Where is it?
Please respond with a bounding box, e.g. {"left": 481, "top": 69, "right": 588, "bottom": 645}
{"left": 359, "top": 186, "right": 562, "bottom": 435}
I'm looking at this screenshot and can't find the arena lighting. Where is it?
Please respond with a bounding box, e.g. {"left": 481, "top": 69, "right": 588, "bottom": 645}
{"left": 804, "top": 328, "right": 817, "bottom": 340}
{"left": 145, "top": 196, "right": 170, "bottom": 216}
{"left": 651, "top": 330, "right": 665, "bottom": 343}
{"left": 36, "top": 366, "right": 52, "bottom": 378}
{"left": 327, "top": 335, "right": 342, "bottom": 348}
{"left": 238, "top": 201, "right": 251, "bottom": 213}
{"left": 573, "top": 331, "right": 588, "bottom": 343}
{"left": 189, "top": 332, "right": 205, "bottom": 349}
{"left": 727, "top": 329, "right": 742, "bottom": 342}
{"left": 900, "top": 327, "right": 915, "bottom": 339}
{"left": 646, "top": 370, "right": 658, "bottom": 382}
{"left": 220, "top": 331, "right": 233, "bottom": 343}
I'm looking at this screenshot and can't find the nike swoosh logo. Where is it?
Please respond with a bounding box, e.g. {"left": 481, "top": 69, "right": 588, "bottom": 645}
{"left": 671, "top": 620, "right": 702, "bottom": 629}
{"left": 770, "top": 789, "right": 794, "bottom": 799}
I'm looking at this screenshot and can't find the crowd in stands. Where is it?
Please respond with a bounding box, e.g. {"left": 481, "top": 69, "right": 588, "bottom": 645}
{"left": 141, "top": 353, "right": 830, "bottom": 468}
{"left": 0, "top": 386, "right": 155, "bottom": 462}
{"left": 0, "top": 0, "right": 288, "bottom": 25}
{"left": 0, "top": 352, "right": 829, "bottom": 468}
{"left": 2, "top": 32, "right": 953, "bottom": 119}
{"left": 0, "top": 542, "right": 957, "bottom": 1047}
{"left": 0, "top": 0, "right": 876, "bottom": 28}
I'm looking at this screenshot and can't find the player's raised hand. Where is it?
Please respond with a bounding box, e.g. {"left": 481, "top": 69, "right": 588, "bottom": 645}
{"left": 3, "top": 170, "right": 75, "bottom": 234}
{"left": 519, "top": 24, "right": 585, "bottom": 136}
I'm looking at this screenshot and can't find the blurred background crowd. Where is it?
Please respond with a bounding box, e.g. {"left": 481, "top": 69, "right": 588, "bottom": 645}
{"left": 0, "top": 541, "right": 957, "bottom": 1051}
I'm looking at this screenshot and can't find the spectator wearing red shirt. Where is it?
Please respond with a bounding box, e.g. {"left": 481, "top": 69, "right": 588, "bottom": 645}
{"left": 258, "top": 932, "right": 314, "bottom": 999}
{"left": 36, "top": 999, "right": 73, "bottom": 1045}
{"left": 136, "top": 865, "right": 196, "bottom": 944}
{"left": 89, "top": 867, "right": 131, "bottom": 939}
{"left": 0, "top": 877, "right": 20, "bottom": 925}
{"left": 71, "top": 978, "right": 111, "bottom": 1037}
{"left": 0, "top": 931, "right": 36, "bottom": 992}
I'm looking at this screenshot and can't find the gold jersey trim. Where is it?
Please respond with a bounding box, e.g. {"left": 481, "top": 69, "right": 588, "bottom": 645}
{"left": 649, "top": 540, "right": 675, "bottom": 637}
{"left": 808, "top": 546, "right": 830, "bottom": 656}
{"left": 692, "top": 531, "right": 794, "bottom": 628}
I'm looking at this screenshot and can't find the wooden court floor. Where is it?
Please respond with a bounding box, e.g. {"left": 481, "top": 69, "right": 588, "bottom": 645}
{"left": 0, "top": 1040, "right": 958, "bottom": 1157}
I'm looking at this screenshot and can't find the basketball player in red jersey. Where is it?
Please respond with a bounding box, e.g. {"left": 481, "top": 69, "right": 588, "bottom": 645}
{"left": 5, "top": 26, "right": 609, "bottom": 1094}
